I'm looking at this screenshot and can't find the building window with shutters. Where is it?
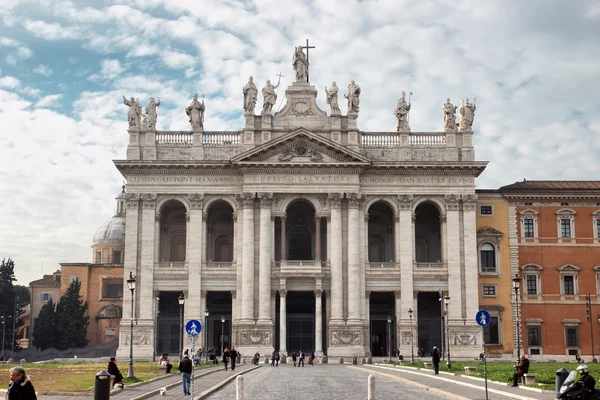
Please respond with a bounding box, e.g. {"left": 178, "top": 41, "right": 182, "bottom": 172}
{"left": 526, "top": 321, "right": 543, "bottom": 355}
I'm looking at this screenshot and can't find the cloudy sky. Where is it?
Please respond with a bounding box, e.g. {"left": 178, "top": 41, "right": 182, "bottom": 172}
{"left": 1, "top": 0, "right": 599, "bottom": 286}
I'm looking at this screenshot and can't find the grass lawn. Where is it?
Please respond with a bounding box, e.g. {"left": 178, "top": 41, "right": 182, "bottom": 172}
{"left": 383, "top": 359, "right": 595, "bottom": 391}
{"left": 2, "top": 361, "right": 215, "bottom": 393}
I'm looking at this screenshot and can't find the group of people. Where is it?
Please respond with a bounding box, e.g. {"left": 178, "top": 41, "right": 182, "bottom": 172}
{"left": 221, "top": 346, "right": 239, "bottom": 371}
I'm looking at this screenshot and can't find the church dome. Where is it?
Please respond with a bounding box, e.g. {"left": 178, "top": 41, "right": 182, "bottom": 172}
{"left": 93, "top": 215, "right": 125, "bottom": 244}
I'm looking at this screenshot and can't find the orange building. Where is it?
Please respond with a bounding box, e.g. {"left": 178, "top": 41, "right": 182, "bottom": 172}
{"left": 500, "top": 181, "right": 600, "bottom": 361}
{"left": 476, "top": 190, "right": 514, "bottom": 359}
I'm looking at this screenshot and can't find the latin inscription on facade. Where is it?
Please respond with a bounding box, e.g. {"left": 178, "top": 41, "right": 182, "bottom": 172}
{"left": 360, "top": 176, "right": 474, "bottom": 185}
{"left": 128, "top": 175, "right": 243, "bottom": 184}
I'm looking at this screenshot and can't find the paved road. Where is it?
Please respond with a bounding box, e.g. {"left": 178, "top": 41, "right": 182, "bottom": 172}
{"left": 203, "top": 364, "right": 448, "bottom": 400}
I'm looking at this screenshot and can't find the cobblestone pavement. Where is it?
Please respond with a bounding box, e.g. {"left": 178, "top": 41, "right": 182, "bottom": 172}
{"left": 203, "top": 364, "right": 448, "bottom": 400}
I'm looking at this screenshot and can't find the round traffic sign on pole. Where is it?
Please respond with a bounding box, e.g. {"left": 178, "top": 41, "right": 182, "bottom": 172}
{"left": 476, "top": 310, "right": 491, "bottom": 327}
{"left": 186, "top": 320, "right": 202, "bottom": 336}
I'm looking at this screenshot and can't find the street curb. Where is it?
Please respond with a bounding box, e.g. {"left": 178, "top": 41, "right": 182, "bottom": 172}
{"left": 366, "top": 364, "right": 542, "bottom": 400}
{"left": 129, "top": 368, "right": 223, "bottom": 400}
{"left": 196, "top": 366, "right": 261, "bottom": 400}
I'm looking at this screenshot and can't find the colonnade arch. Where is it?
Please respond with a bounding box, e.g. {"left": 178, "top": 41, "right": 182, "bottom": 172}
{"left": 205, "top": 200, "right": 235, "bottom": 262}
{"left": 367, "top": 201, "right": 396, "bottom": 262}
{"left": 159, "top": 200, "right": 187, "bottom": 262}
{"left": 414, "top": 201, "right": 443, "bottom": 263}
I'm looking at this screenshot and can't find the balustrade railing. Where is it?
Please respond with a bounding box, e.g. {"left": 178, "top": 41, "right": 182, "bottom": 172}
{"left": 155, "top": 132, "right": 193, "bottom": 145}
{"left": 367, "top": 262, "right": 397, "bottom": 269}
{"left": 360, "top": 132, "right": 447, "bottom": 147}
{"left": 157, "top": 261, "right": 186, "bottom": 268}
{"left": 203, "top": 261, "right": 234, "bottom": 269}
{"left": 415, "top": 262, "right": 445, "bottom": 269}
{"left": 202, "top": 132, "right": 240, "bottom": 146}
{"left": 409, "top": 133, "right": 446, "bottom": 146}
{"left": 361, "top": 133, "right": 399, "bottom": 147}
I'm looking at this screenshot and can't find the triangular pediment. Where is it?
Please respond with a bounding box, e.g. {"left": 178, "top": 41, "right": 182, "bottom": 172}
{"left": 231, "top": 128, "right": 371, "bottom": 166}
{"left": 477, "top": 226, "right": 504, "bottom": 237}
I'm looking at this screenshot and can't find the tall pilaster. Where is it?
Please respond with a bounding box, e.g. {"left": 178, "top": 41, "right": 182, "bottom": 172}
{"left": 239, "top": 193, "right": 256, "bottom": 323}
{"left": 280, "top": 216, "right": 287, "bottom": 261}
{"left": 328, "top": 193, "right": 344, "bottom": 323}
{"left": 186, "top": 194, "right": 204, "bottom": 321}
{"left": 462, "top": 194, "right": 479, "bottom": 318}
{"left": 398, "top": 195, "right": 415, "bottom": 319}
{"left": 315, "top": 216, "right": 321, "bottom": 262}
{"left": 347, "top": 193, "right": 362, "bottom": 323}
{"left": 140, "top": 193, "right": 157, "bottom": 320}
{"left": 315, "top": 289, "right": 323, "bottom": 356}
{"left": 279, "top": 290, "right": 287, "bottom": 355}
{"left": 258, "top": 192, "right": 273, "bottom": 323}
{"left": 122, "top": 193, "right": 140, "bottom": 321}
{"left": 444, "top": 194, "right": 462, "bottom": 318}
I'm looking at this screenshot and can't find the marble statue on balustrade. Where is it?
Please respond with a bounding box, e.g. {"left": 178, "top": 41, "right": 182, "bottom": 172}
{"left": 145, "top": 97, "right": 161, "bottom": 130}
{"left": 261, "top": 78, "right": 280, "bottom": 114}
{"left": 186, "top": 93, "right": 205, "bottom": 130}
{"left": 394, "top": 91, "right": 411, "bottom": 132}
{"left": 325, "top": 82, "right": 341, "bottom": 115}
{"left": 442, "top": 98, "right": 457, "bottom": 132}
{"left": 243, "top": 76, "right": 258, "bottom": 114}
{"left": 459, "top": 98, "right": 476, "bottom": 131}
{"left": 292, "top": 46, "right": 308, "bottom": 83}
{"left": 344, "top": 80, "right": 360, "bottom": 114}
{"left": 123, "top": 96, "right": 141, "bottom": 129}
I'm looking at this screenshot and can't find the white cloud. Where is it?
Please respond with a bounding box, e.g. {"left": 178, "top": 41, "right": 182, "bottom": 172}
{"left": 0, "top": 36, "right": 33, "bottom": 65}
{"left": 22, "top": 86, "right": 42, "bottom": 97}
{"left": 33, "top": 64, "right": 53, "bottom": 76}
{"left": 100, "top": 59, "right": 123, "bottom": 79}
{"left": 161, "top": 50, "right": 196, "bottom": 69}
{"left": 0, "top": 76, "right": 20, "bottom": 89}
{"left": 35, "top": 93, "right": 63, "bottom": 108}
{"left": 22, "top": 19, "right": 83, "bottom": 40}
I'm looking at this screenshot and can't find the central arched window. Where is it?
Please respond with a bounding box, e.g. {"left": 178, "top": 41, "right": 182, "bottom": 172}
{"left": 480, "top": 243, "right": 496, "bottom": 272}
{"left": 289, "top": 226, "right": 311, "bottom": 260}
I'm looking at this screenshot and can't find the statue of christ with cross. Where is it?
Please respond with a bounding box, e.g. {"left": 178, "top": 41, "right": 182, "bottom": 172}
{"left": 292, "top": 39, "right": 315, "bottom": 83}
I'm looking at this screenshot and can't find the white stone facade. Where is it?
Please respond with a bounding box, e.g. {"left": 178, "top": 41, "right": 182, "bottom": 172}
{"left": 115, "top": 81, "right": 487, "bottom": 360}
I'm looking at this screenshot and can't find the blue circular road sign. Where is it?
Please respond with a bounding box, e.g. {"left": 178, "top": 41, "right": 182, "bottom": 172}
{"left": 186, "top": 320, "right": 202, "bottom": 336}
{"left": 476, "top": 310, "right": 491, "bottom": 327}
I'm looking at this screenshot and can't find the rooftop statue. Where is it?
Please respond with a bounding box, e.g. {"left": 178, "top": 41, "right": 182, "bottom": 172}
{"left": 394, "top": 91, "right": 411, "bottom": 131}
{"left": 292, "top": 46, "right": 308, "bottom": 83}
{"left": 442, "top": 98, "right": 457, "bottom": 132}
{"left": 459, "top": 98, "right": 476, "bottom": 131}
{"left": 262, "top": 77, "right": 280, "bottom": 114}
{"left": 122, "top": 95, "right": 140, "bottom": 129}
{"left": 325, "top": 82, "right": 341, "bottom": 115}
{"left": 344, "top": 80, "right": 360, "bottom": 114}
{"left": 242, "top": 76, "right": 258, "bottom": 114}
{"left": 145, "top": 97, "right": 161, "bottom": 130}
{"left": 186, "top": 93, "right": 205, "bottom": 130}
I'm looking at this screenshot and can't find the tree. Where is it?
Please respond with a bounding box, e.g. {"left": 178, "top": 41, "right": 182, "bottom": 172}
{"left": 0, "top": 258, "right": 22, "bottom": 353}
{"left": 14, "top": 285, "right": 30, "bottom": 304}
{"left": 54, "top": 279, "right": 90, "bottom": 350}
{"left": 32, "top": 298, "right": 56, "bottom": 351}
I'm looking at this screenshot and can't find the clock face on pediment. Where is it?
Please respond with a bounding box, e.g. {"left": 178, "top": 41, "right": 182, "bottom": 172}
{"left": 231, "top": 129, "right": 371, "bottom": 166}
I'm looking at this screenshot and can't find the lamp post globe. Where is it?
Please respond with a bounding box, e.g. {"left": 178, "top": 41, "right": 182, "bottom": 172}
{"left": 443, "top": 294, "right": 451, "bottom": 368}
{"left": 512, "top": 273, "right": 522, "bottom": 361}
{"left": 220, "top": 316, "right": 225, "bottom": 356}
{"left": 178, "top": 293, "right": 185, "bottom": 359}
{"left": 204, "top": 309, "right": 209, "bottom": 363}
{"left": 408, "top": 308, "right": 414, "bottom": 363}
{"left": 126, "top": 272, "right": 136, "bottom": 378}
{"left": 387, "top": 316, "right": 392, "bottom": 362}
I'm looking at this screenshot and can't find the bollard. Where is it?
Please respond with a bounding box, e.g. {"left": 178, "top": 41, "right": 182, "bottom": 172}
{"left": 94, "top": 370, "right": 112, "bottom": 400}
{"left": 368, "top": 374, "right": 375, "bottom": 400}
{"left": 555, "top": 367, "right": 569, "bottom": 399}
{"left": 236, "top": 375, "right": 244, "bottom": 400}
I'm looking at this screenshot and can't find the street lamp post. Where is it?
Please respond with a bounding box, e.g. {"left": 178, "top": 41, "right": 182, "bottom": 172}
{"left": 408, "top": 308, "right": 415, "bottom": 363}
{"left": 204, "top": 309, "right": 209, "bottom": 364}
{"left": 154, "top": 294, "right": 160, "bottom": 362}
{"left": 11, "top": 296, "right": 19, "bottom": 358}
{"left": 178, "top": 293, "right": 185, "bottom": 360}
{"left": 586, "top": 294, "right": 596, "bottom": 362}
{"left": 126, "top": 272, "right": 136, "bottom": 379}
{"left": 220, "top": 316, "right": 225, "bottom": 356}
{"left": 512, "top": 274, "right": 521, "bottom": 361}
{"left": 387, "top": 316, "right": 392, "bottom": 362}
{"left": 1, "top": 316, "right": 5, "bottom": 360}
{"left": 444, "top": 294, "right": 451, "bottom": 368}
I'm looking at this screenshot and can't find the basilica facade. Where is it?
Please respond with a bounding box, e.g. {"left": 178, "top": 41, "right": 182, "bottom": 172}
{"left": 115, "top": 72, "right": 487, "bottom": 360}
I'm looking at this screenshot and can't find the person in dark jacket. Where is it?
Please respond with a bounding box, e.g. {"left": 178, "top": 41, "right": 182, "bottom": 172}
{"left": 271, "top": 351, "right": 277, "bottom": 367}
{"left": 7, "top": 366, "right": 37, "bottom": 400}
{"left": 431, "top": 346, "right": 441, "bottom": 375}
{"left": 229, "top": 347, "right": 238, "bottom": 371}
{"left": 298, "top": 350, "right": 305, "bottom": 367}
{"left": 222, "top": 347, "right": 230, "bottom": 371}
{"left": 577, "top": 364, "right": 596, "bottom": 393}
{"left": 178, "top": 354, "right": 193, "bottom": 396}
{"left": 292, "top": 352, "right": 297, "bottom": 367}
{"left": 107, "top": 357, "right": 124, "bottom": 383}
{"left": 512, "top": 354, "right": 530, "bottom": 387}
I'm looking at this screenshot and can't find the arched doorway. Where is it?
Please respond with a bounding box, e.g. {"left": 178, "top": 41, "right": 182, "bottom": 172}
{"left": 205, "top": 201, "right": 234, "bottom": 262}
{"left": 285, "top": 201, "right": 315, "bottom": 260}
{"left": 159, "top": 200, "right": 187, "bottom": 263}
{"left": 367, "top": 201, "right": 396, "bottom": 263}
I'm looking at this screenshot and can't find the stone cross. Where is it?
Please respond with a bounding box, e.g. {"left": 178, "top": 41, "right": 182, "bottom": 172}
{"left": 302, "top": 39, "right": 315, "bottom": 83}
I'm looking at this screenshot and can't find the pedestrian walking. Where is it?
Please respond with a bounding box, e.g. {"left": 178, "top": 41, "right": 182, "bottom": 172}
{"left": 178, "top": 354, "right": 193, "bottom": 396}
{"left": 230, "top": 346, "right": 238, "bottom": 371}
{"left": 298, "top": 350, "right": 305, "bottom": 367}
{"left": 292, "top": 352, "right": 297, "bottom": 367}
{"left": 309, "top": 352, "right": 315, "bottom": 366}
{"left": 253, "top": 352, "right": 260, "bottom": 365}
{"left": 431, "top": 346, "right": 441, "bottom": 375}
{"left": 223, "top": 347, "right": 230, "bottom": 371}
{"left": 7, "top": 366, "right": 37, "bottom": 400}
{"left": 271, "top": 351, "right": 277, "bottom": 367}
{"left": 276, "top": 352, "right": 280, "bottom": 366}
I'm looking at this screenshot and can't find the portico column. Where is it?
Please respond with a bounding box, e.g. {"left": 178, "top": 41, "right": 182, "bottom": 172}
{"left": 398, "top": 195, "right": 414, "bottom": 320}
{"left": 315, "top": 290, "right": 323, "bottom": 355}
{"left": 239, "top": 193, "right": 256, "bottom": 323}
{"left": 280, "top": 216, "right": 287, "bottom": 261}
{"left": 347, "top": 193, "right": 361, "bottom": 323}
{"left": 186, "top": 194, "right": 204, "bottom": 322}
{"left": 315, "top": 216, "right": 321, "bottom": 262}
{"left": 462, "top": 195, "right": 479, "bottom": 318}
{"left": 140, "top": 193, "right": 157, "bottom": 320}
{"left": 258, "top": 193, "right": 273, "bottom": 323}
{"left": 154, "top": 212, "right": 160, "bottom": 262}
{"left": 279, "top": 290, "right": 287, "bottom": 355}
{"left": 329, "top": 193, "right": 344, "bottom": 323}
{"left": 445, "top": 195, "right": 462, "bottom": 317}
